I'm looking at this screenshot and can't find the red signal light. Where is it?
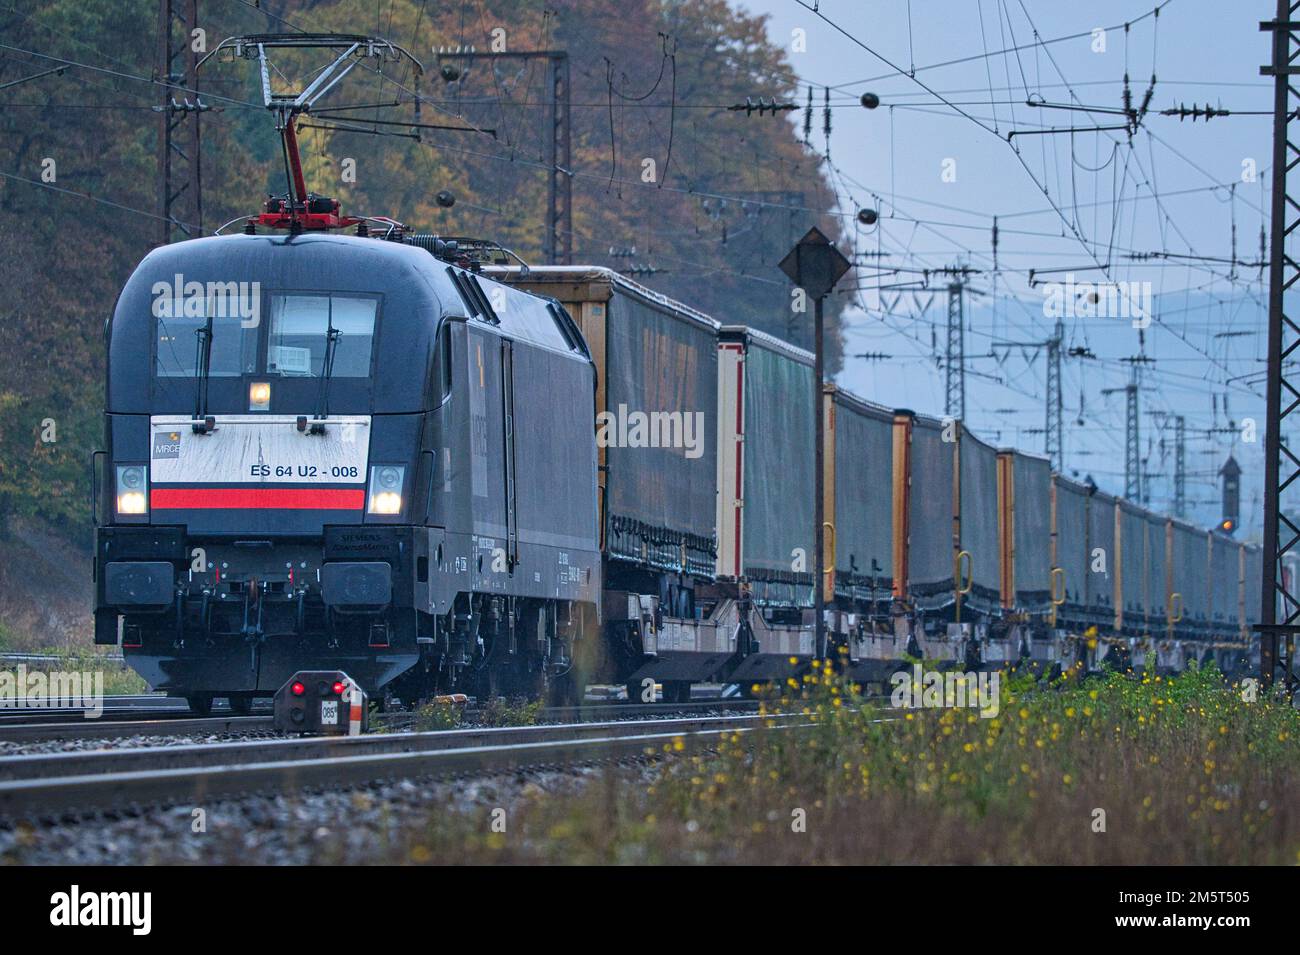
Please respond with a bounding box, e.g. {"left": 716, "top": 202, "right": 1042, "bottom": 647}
{"left": 291, "top": 681, "right": 306, "bottom": 697}
{"left": 332, "top": 681, "right": 347, "bottom": 696}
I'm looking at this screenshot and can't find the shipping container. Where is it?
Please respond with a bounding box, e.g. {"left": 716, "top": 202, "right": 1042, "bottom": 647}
{"left": 1000, "top": 449, "right": 1052, "bottom": 613}
{"left": 824, "top": 385, "right": 894, "bottom": 602}
{"left": 1052, "top": 476, "right": 1090, "bottom": 613}
{"left": 1244, "top": 544, "right": 1263, "bottom": 633}
{"left": 487, "top": 266, "right": 719, "bottom": 577}
{"left": 1170, "top": 520, "right": 1210, "bottom": 628}
{"left": 958, "top": 427, "right": 1001, "bottom": 612}
{"left": 1209, "top": 533, "right": 1238, "bottom": 629}
{"left": 1117, "top": 501, "right": 1148, "bottom": 624}
{"left": 718, "top": 326, "right": 815, "bottom": 607}
{"left": 1086, "top": 489, "right": 1117, "bottom": 620}
{"left": 907, "top": 412, "right": 956, "bottom": 610}
{"left": 1145, "top": 511, "right": 1169, "bottom": 630}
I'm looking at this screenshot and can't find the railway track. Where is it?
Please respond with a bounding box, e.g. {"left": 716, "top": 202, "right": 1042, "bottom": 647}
{"left": 0, "top": 715, "right": 277, "bottom": 744}
{"left": 0, "top": 694, "right": 188, "bottom": 724}
{"left": 0, "top": 712, "right": 803, "bottom": 821}
{"left": 0, "top": 696, "right": 761, "bottom": 744}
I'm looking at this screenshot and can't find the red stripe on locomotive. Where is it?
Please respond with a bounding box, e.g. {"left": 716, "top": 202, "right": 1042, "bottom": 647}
{"left": 151, "top": 487, "right": 365, "bottom": 510}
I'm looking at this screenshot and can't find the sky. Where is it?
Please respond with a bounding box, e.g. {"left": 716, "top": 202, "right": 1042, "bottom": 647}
{"left": 734, "top": 0, "right": 1280, "bottom": 536}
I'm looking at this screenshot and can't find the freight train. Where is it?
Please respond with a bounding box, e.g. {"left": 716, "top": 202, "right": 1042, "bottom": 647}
{"left": 91, "top": 233, "right": 1261, "bottom": 712}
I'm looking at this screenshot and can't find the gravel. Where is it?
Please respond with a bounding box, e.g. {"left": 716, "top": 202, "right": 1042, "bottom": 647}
{"left": 0, "top": 731, "right": 284, "bottom": 757}
{"left": 0, "top": 767, "right": 607, "bottom": 865}
{"left": 0, "top": 706, "right": 739, "bottom": 863}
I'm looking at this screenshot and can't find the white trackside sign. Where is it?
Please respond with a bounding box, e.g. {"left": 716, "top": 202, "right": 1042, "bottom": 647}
{"left": 149, "top": 415, "right": 370, "bottom": 484}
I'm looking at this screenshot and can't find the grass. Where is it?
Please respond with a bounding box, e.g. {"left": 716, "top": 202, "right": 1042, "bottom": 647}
{"left": 408, "top": 695, "right": 543, "bottom": 732}
{"left": 0, "top": 646, "right": 148, "bottom": 697}
{"left": 376, "top": 661, "right": 1299, "bottom": 864}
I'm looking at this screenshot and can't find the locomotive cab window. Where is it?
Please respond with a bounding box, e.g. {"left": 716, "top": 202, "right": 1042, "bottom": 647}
{"left": 267, "top": 293, "right": 377, "bottom": 377}
{"left": 155, "top": 297, "right": 258, "bottom": 377}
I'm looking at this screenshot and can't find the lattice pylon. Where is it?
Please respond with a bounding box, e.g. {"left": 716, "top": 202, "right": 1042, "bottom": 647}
{"left": 1259, "top": 1, "right": 1300, "bottom": 691}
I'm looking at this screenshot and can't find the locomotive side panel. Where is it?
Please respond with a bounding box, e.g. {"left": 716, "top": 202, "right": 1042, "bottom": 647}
{"left": 453, "top": 317, "right": 600, "bottom": 603}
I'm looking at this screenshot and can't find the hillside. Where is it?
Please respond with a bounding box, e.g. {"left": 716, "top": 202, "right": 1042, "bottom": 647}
{"left": 0, "top": 0, "right": 846, "bottom": 647}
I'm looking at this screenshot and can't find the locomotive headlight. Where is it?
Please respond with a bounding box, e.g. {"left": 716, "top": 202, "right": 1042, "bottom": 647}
{"left": 116, "top": 465, "right": 148, "bottom": 515}
{"left": 248, "top": 381, "right": 271, "bottom": 410}
{"left": 367, "top": 465, "right": 405, "bottom": 515}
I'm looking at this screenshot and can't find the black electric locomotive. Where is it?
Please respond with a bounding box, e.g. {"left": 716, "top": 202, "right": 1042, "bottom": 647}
{"left": 93, "top": 232, "right": 601, "bottom": 711}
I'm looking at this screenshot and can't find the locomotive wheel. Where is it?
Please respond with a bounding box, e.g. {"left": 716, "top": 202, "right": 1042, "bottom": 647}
{"left": 227, "top": 694, "right": 252, "bottom": 716}
{"left": 186, "top": 694, "right": 214, "bottom": 716}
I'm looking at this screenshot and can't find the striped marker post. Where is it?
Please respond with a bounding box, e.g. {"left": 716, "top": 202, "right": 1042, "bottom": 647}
{"left": 348, "top": 681, "right": 364, "bottom": 736}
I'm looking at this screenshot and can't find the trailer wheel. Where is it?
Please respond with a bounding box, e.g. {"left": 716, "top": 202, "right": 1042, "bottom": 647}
{"left": 186, "top": 694, "right": 213, "bottom": 716}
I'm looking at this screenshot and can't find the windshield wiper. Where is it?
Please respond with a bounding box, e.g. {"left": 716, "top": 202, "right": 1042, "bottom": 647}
{"left": 191, "top": 315, "right": 216, "bottom": 433}
{"left": 302, "top": 317, "right": 340, "bottom": 435}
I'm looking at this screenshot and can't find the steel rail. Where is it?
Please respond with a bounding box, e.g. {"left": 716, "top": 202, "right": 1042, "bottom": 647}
{"left": 0, "top": 698, "right": 761, "bottom": 742}
{"left": 0, "top": 714, "right": 807, "bottom": 820}
{"left": 0, "top": 714, "right": 775, "bottom": 782}
{"left": 0, "top": 715, "right": 276, "bottom": 744}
